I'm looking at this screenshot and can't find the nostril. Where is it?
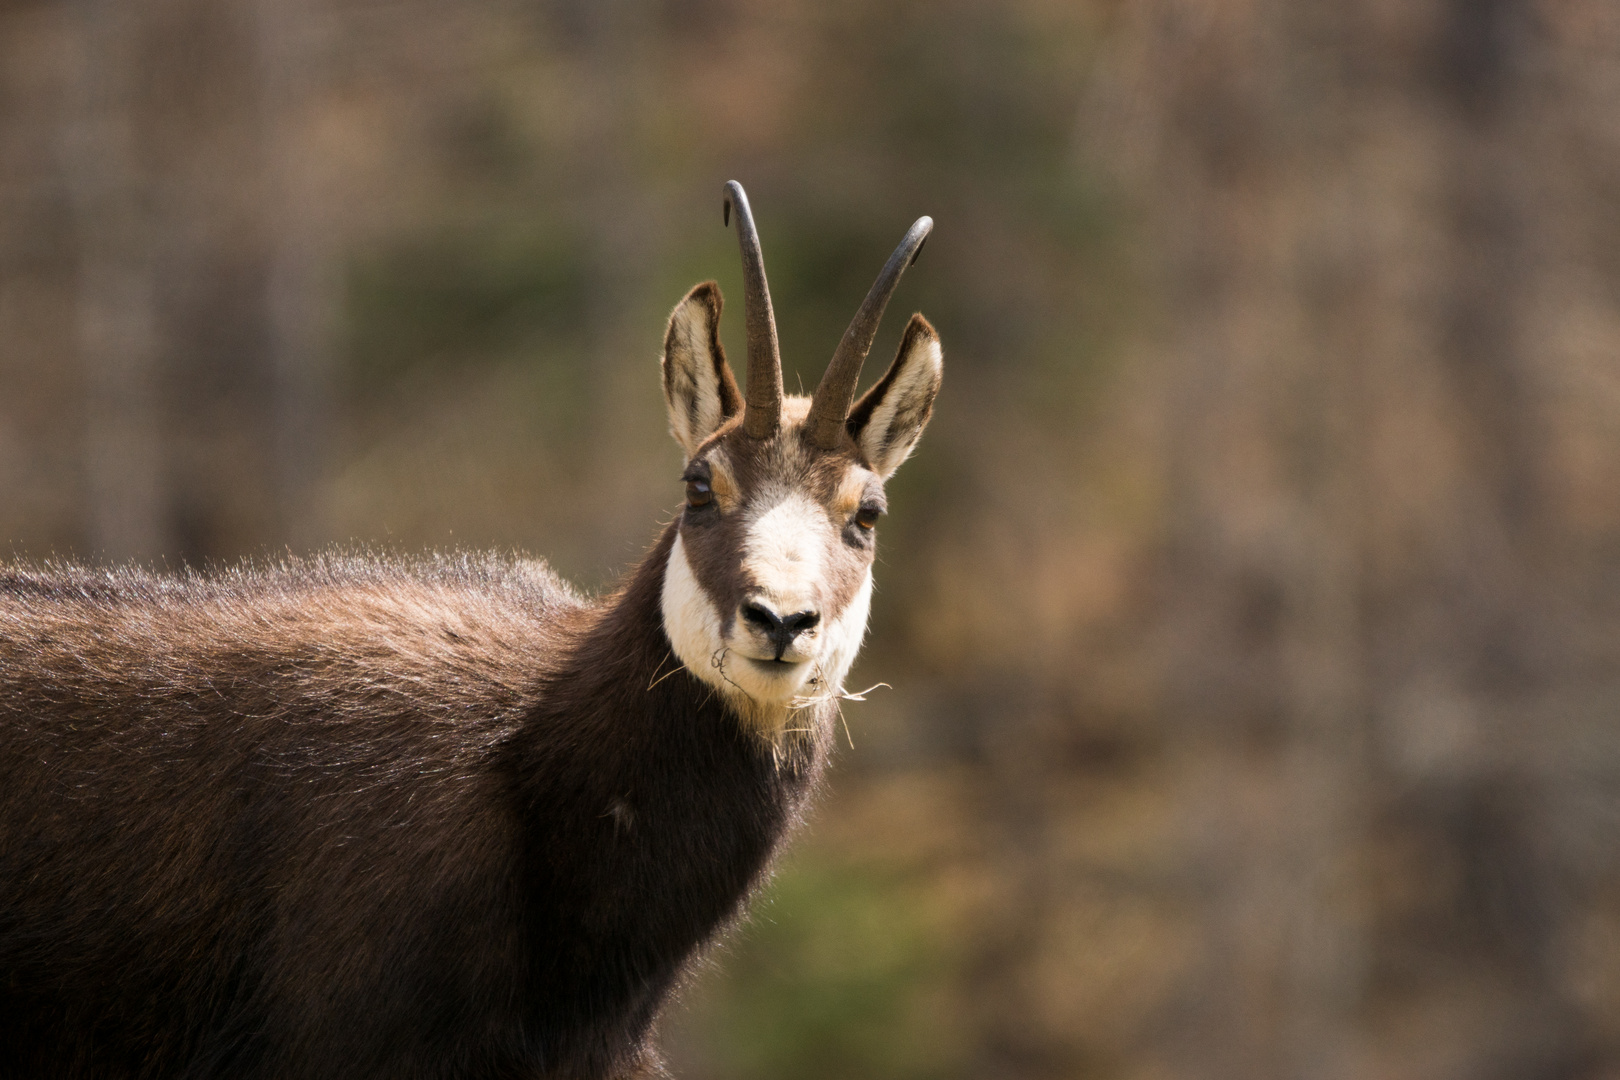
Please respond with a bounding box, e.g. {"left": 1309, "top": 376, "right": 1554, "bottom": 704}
{"left": 741, "top": 603, "right": 782, "bottom": 634}
{"left": 782, "top": 611, "right": 820, "bottom": 636}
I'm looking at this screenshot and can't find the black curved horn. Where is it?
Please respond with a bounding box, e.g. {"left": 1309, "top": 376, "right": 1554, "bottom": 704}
{"left": 723, "top": 181, "right": 783, "bottom": 439}
{"left": 805, "top": 215, "right": 933, "bottom": 449}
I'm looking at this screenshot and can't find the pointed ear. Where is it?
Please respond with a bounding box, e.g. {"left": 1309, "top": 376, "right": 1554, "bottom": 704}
{"left": 847, "top": 314, "right": 943, "bottom": 478}
{"left": 662, "top": 282, "right": 742, "bottom": 459}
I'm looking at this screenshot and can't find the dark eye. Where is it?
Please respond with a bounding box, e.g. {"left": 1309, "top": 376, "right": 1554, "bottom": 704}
{"left": 681, "top": 462, "right": 717, "bottom": 513}
{"left": 854, "top": 505, "right": 882, "bottom": 530}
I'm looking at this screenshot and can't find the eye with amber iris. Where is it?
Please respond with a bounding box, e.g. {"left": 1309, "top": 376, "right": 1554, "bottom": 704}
{"left": 854, "top": 505, "right": 882, "bottom": 530}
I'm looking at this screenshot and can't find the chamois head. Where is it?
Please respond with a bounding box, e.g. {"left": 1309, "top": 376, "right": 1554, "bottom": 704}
{"left": 660, "top": 182, "right": 941, "bottom": 729}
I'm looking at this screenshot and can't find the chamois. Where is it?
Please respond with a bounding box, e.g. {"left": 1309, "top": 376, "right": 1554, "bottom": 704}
{"left": 0, "top": 181, "right": 943, "bottom": 1080}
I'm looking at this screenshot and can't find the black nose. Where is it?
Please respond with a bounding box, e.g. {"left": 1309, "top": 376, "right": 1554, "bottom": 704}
{"left": 741, "top": 602, "right": 820, "bottom": 659}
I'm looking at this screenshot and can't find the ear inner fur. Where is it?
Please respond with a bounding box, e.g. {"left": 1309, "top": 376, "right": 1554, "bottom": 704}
{"left": 847, "top": 313, "right": 942, "bottom": 477}
{"left": 662, "top": 282, "right": 743, "bottom": 457}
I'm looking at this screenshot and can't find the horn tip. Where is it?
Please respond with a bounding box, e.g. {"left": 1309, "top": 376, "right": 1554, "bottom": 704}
{"left": 906, "top": 217, "right": 933, "bottom": 265}
{"left": 723, "top": 180, "right": 749, "bottom": 228}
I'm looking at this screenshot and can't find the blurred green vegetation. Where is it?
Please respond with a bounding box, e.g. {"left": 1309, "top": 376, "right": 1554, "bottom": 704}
{"left": 678, "top": 853, "right": 965, "bottom": 1080}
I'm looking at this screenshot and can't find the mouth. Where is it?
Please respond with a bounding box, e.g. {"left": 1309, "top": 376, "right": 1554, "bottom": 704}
{"left": 744, "top": 656, "right": 808, "bottom": 676}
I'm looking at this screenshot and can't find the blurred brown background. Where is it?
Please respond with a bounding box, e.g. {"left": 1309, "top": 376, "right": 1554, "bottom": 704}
{"left": 5, "top": 1, "right": 1620, "bottom": 1077}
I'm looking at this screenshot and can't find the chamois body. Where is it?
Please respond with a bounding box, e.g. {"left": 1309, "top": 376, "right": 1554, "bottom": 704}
{"left": 0, "top": 540, "right": 825, "bottom": 1078}
{"left": 0, "top": 183, "right": 942, "bottom": 1079}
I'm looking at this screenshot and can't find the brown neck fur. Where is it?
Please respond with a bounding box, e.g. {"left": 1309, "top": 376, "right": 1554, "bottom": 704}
{"left": 505, "top": 522, "right": 837, "bottom": 1073}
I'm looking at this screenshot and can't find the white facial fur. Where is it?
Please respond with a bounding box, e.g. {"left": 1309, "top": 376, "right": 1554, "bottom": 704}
{"left": 738, "top": 493, "right": 829, "bottom": 653}
{"left": 661, "top": 534, "right": 726, "bottom": 690}
{"left": 661, "top": 531, "right": 873, "bottom": 732}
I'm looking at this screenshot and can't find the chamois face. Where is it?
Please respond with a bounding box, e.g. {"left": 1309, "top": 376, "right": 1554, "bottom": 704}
{"left": 659, "top": 283, "right": 942, "bottom": 726}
